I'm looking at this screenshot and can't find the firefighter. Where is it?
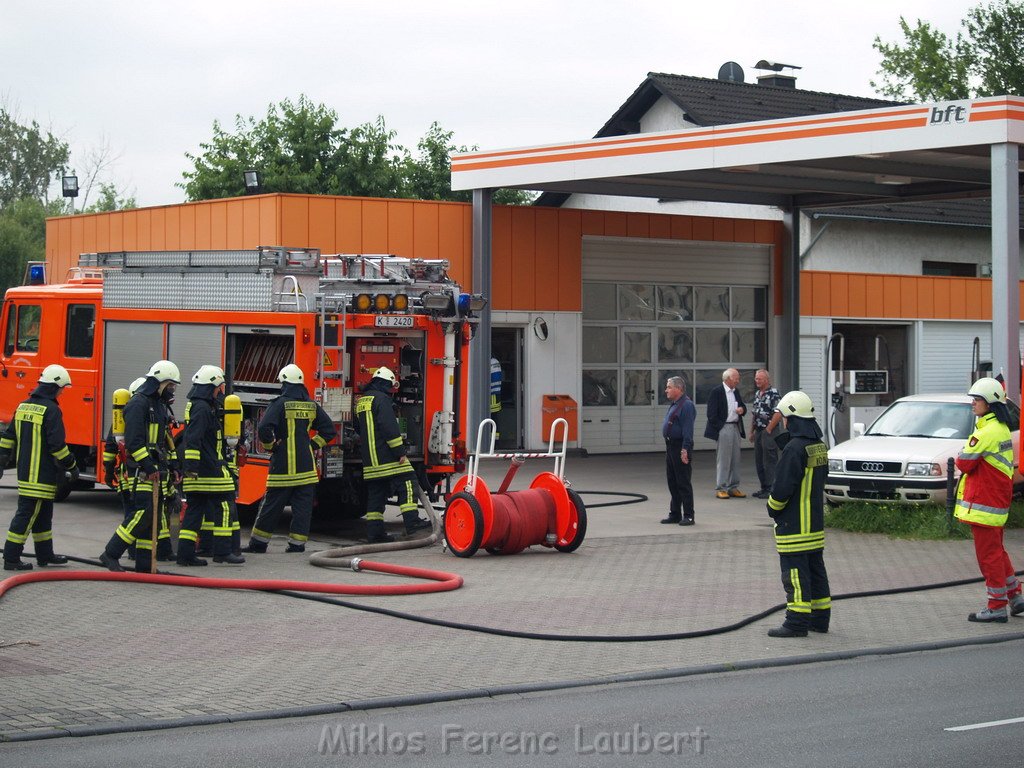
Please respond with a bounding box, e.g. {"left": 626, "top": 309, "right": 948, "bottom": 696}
{"left": 955, "top": 377, "right": 1024, "bottom": 622}
{"left": 765, "top": 390, "right": 831, "bottom": 638}
{"left": 243, "top": 363, "right": 335, "bottom": 554}
{"left": 354, "top": 366, "right": 431, "bottom": 543}
{"left": 0, "top": 364, "right": 79, "bottom": 571}
{"left": 98, "top": 359, "right": 180, "bottom": 573}
{"left": 102, "top": 376, "right": 146, "bottom": 561}
{"left": 178, "top": 365, "right": 246, "bottom": 565}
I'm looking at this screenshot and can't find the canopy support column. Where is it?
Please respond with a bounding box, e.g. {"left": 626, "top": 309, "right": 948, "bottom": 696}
{"left": 990, "top": 143, "right": 1020, "bottom": 400}
{"left": 470, "top": 188, "right": 493, "bottom": 443}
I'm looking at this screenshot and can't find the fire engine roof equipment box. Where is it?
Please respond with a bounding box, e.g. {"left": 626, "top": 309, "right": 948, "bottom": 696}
{"left": 541, "top": 394, "right": 577, "bottom": 442}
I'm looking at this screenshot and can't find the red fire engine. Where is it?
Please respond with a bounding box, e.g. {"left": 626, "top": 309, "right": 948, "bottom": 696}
{"left": 0, "top": 248, "right": 479, "bottom": 515}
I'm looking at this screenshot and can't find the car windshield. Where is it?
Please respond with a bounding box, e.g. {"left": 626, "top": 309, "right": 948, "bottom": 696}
{"left": 866, "top": 401, "right": 973, "bottom": 440}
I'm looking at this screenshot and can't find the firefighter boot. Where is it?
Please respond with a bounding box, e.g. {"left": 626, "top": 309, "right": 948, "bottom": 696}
{"left": 285, "top": 542, "right": 305, "bottom": 553}
{"left": 196, "top": 531, "right": 214, "bottom": 557}
{"left": 156, "top": 537, "right": 175, "bottom": 562}
{"left": 3, "top": 541, "right": 31, "bottom": 570}
{"left": 175, "top": 540, "right": 208, "bottom": 567}
{"left": 767, "top": 625, "right": 808, "bottom": 638}
{"left": 402, "top": 511, "right": 432, "bottom": 535}
{"left": 366, "top": 520, "right": 395, "bottom": 544}
{"left": 34, "top": 540, "right": 68, "bottom": 567}
{"left": 231, "top": 530, "right": 243, "bottom": 557}
{"left": 99, "top": 536, "right": 127, "bottom": 572}
{"left": 243, "top": 538, "right": 268, "bottom": 554}
{"left": 3, "top": 560, "right": 32, "bottom": 571}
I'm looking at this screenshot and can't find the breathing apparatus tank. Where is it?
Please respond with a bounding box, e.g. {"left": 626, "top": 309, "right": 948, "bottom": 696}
{"left": 111, "top": 388, "right": 131, "bottom": 445}
{"left": 223, "top": 394, "right": 242, "bottom": 448}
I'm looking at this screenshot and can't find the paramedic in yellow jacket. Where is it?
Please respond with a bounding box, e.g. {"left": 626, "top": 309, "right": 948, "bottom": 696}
{"left": 955, "top": 377, "right": 1024, "bottom": 623}
{"left": 355, "top": 366, "right": 431, "bottom": 543}
{"left": 244, "top": 364, "right": 335, "bottom": 554}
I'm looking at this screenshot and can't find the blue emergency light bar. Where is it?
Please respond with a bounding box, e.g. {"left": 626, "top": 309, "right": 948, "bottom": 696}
{"left": 28, "top": 264, "right": 46, "bottom": 285}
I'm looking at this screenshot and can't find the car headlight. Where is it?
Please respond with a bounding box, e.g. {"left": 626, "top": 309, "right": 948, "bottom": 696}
{"left": 828, "top": 458, "right": 843, "bottom": 473}
{"left": 905, "top": 462, "right": 942, "bottom": 477}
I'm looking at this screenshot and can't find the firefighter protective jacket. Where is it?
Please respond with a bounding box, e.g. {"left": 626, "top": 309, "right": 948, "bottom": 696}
{"left": 0, "top": 383, "right": 77, "bottom": 500}
{"left": 954, "top": 411, "right": 1013, "bottom": 528}
{"left": 355, "top": 378, "right": 414, "bottom": 481}
{"left": 257, "top": 382, "right": 335, "bottom": 487}
{"left": 766, "top": 416, "right": 828, "bottom": 553}
{"left": 123, "top": 379, "right": 175, "bottom": 493}
{"left": 102, "top": 428, "right": 129, "bottom": 489}
{"left": 181, "top": 385, "right": 235, "bottom": 494}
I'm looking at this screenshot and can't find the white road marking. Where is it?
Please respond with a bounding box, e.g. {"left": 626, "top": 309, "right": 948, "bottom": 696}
{"left": 945, "top": 716, "right": 1024, "bottom": 732}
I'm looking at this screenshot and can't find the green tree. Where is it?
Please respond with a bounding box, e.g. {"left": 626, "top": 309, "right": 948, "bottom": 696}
{"left": 181, "top": 96, "right": 533, "bottom": 204}
{"left": 0, "top": 198, "right": 59, "bottom": 291}
{"left": 873, "top": 0, "right": 1024, "bottom": 100}
{"left": 0, "top": 108, "right": 70, "bottom": 208}
{"left": 83, "top": 182, "right": 136, "bottom": 213}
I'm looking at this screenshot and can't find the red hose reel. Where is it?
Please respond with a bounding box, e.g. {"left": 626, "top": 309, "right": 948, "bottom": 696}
{"left": 443, "top": 418, "right": 587, "bottom": 557}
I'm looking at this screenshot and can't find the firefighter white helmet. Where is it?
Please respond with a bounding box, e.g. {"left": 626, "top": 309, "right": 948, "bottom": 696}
{"left": 147, "top": 360, "right": 181, "bottom": 383}
{"left": 776, "top": 390, "right": 815, "bottom": 419}
{"left": 192, "top": 364, "right": 225, "bottom": 386}
{"left": 128, "top": 377, "right": 147, "bottom": 395}
{"left": 373, "top": 366, "right": 397, "bottom": 385}
{"left": 968, "top": 377, "right": 1006, "bottom": 404}
{"left": 39, "top": 364, "right": 71, "bottom": 388}
{"left": 278, "top": 364, "right": 304, "bottom": 384}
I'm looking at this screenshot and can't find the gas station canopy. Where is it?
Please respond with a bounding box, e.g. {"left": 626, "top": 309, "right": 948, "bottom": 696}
{"left": 452, "top": 96, "right": 1023, "bottom": 423}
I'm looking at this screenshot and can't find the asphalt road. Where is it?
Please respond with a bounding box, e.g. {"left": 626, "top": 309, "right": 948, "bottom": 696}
{"left": 3, "top": 640, "right": 1021, "bottom": 767}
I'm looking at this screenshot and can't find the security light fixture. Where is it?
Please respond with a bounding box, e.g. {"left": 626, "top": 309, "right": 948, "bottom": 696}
{"left": 243, "top": 170, "right": 262, "bottom": 195}
{"left": 62, "top": 175, "right": 79, "bottom": 198}
{"left": 420, "top": 292, "right": 453, "bottom": 312}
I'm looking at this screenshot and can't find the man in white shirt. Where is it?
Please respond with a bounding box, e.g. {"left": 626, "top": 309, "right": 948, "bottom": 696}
{"left": 703, "top": 368, "right": 746, "bottom": 499}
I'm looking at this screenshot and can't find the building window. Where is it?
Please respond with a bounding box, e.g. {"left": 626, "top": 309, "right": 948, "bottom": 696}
{"left": 922, "top": 260, "right": 977, "bottom": 277}
{"left": 583, "top": 281, "right": 766, "bottom": 407}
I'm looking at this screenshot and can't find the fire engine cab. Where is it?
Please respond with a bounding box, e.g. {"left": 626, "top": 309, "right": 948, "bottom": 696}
{"left": 0, "top": 248, "right": 479, "bottom": 515}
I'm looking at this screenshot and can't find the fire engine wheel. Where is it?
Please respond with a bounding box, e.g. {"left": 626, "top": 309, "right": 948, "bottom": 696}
{"left": 444, "top": 491, "right": 484, "bottom": 558}
{"left": 554, "top": 488, "right": 587, "bottom": 553}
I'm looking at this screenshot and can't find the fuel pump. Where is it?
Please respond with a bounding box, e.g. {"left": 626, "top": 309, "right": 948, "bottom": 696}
{"left": 826, "top": 333, "right": 890, "bottom": 447}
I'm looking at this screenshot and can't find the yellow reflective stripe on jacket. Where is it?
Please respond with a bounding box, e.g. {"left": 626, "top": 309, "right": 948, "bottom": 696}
{"left": 355, "top": 397, "right": 377, "bottom": 466}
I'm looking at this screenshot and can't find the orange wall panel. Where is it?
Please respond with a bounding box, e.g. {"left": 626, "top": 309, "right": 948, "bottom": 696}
{"left": 387, "top": 200, "right": 415, "bottom": 256}
{"left": 209, "top": 203, "right": 228, "bottom": 249}
{"left": 648, "top": 214, "right": 671, "bottom": 240}
{"left": 178, "top": 206, "right": 196, "bottom": 250}
{"left": 881, "top": 276, "right": 901, "bottom": 317}
{"left": 361, "top": 201, "right": 388, "bottom": 253}
{"left": 239, "top": 198, "right": 261, "bottom": 248}
{"left": 490, "top": 206, "right": 513, "bottom": 310}
{"left": 712, "top": 217, "right": 734, "bottom": 242}
{"left": 109, "top": 211, "right": 123, "bottom": 252}
{"left": 829, "top": 273, "right": 849, "bottom": 317}
{"left": 733, "top": 219, "right": 755, "bottom": 243}
{"left": 510, "top": 208, "right": 537, "bottom": 311}
{"left": 335, "top": 198, "right": 363, "bottom": 253}
{"left": 670, "top": 215, "right": 693, "bottom": 240}
{"left": 948, "top": 279, "right": 967, "bottom": 318}
{"left": 308, "top": 197, "right": 336, "bottom": 251}
{"left": 581, "top": 209, "right": 605, "bottom": 236}
{"left": 754, "top": 220, "right": 775, "bottom": 244}
{"left": 626, "top": 213, "right": 649, "bottom": 239}
{"left": 164, "top": 206, "right": 181, "bottom": 250}
{"left": 691, "top": 217, "right": 714, "bottom": 241}
{"left": 898, "top": 277, "right": 918, "bottom": 317}
{"left": 557, "top": 209, "right": 583, "bottom": 311}
{"left": 603, "top": 211, "right": 627, "bottom": 237}
{"left": 413, "top": 203, "right": 440, "bottom": 259}
{"left": 437, "top": 204, "right": 468, "bottom": 283}
{"left": 280, "top": 197, "right": 309, "bottom": 247}
{"left": 259, "top": 196, "right": 279, "bottom": 246}
{"left": 534, "top": 208, "right": 560, "bottom": 310}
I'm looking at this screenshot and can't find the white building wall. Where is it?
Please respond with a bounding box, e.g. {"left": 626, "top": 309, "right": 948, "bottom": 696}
{"left": 493, "top": 310, "right": 581, "bottom": 450}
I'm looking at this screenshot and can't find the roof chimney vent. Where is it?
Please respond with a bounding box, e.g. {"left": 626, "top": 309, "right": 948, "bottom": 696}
{"left": 753, "top": 60, "right": 800, "bottom": 88}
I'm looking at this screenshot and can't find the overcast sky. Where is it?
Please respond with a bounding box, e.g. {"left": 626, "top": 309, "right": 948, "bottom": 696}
{"left": 4, "top": 0, "right": 981, "bottom": 208}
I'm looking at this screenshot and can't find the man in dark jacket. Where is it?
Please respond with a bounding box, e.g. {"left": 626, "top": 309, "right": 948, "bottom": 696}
{"left": 661, "top": 376, "right": 697, "bottom": 526}
{"left": 704, "top": 368, "right": 746, "bottom": 499}
{"left": 244, "top": 364, "right": 335, "bottom": 554}
{"left": 354, "top": 366, "right": 430, "bottom": 543}
{"left": 1, "top": 365, "right": 79, "bottom": 570}
{"left": 99, "top": 360, "right": 180, "bottom": 573}
{"left": 765, "top": 390, "right": 831, "bottom": 638}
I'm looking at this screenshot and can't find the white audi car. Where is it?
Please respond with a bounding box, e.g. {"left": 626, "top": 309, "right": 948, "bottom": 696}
{"left": 825, "top": 393, "right": 1023, "bottom": 505}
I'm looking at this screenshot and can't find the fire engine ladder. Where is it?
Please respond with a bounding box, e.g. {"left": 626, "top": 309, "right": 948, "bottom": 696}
{"left": 315, "top": 291, "right": 352, "bottom": 383}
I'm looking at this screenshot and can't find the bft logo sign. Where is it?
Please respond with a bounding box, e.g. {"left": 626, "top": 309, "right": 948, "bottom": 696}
{"left": 929, "top": 104, "right": 969, "bottom": 125}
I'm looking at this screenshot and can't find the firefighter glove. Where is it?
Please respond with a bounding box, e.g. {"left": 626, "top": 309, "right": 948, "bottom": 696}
{"left": 0, "top": 467, "right": 4, "bottom": 480}
{"left": 103, "top": 463, "right": 116, "bottom": 489}
{"left": 68, "top": 466, "right": 80, "bottom": 484}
